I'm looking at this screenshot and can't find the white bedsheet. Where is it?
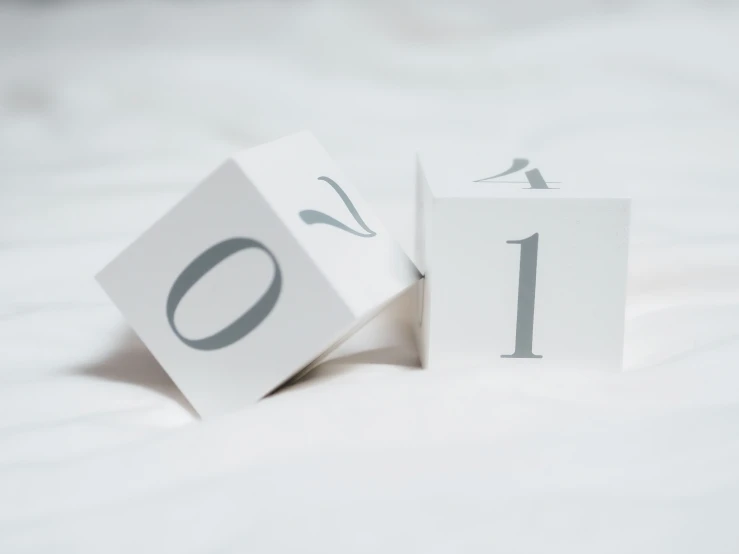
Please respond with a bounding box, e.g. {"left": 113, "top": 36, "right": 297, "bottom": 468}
{"left": 1, "top": 1, "right": 739, "bottom": 552}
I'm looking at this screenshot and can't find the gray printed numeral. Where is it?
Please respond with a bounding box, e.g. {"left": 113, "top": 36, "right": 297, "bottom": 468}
{"left": 299, "top": 176, "right": 376, "bottom": 237}
{"left": 502, "top": 233, "right": 543, "bottom": 359}
{"left": 166, "top": 237, "right": 282, "bottom": 351}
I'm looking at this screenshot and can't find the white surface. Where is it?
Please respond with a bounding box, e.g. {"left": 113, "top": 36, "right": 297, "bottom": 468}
{"left": 2, "top": 1, "right": 739, "bottom": 552}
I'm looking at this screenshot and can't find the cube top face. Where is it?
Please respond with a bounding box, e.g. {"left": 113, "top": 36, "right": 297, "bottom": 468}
{"left": 97, "top": 160, "right": 355, "bottom": 417}
{"left": 417, "top": 150, "right": 628, "bottom": 200}
{"left": 233, "top": 132, "right": 419, "bottom": 317}
{"left": 422, "top": 196, "right": 630, "bottom": 370}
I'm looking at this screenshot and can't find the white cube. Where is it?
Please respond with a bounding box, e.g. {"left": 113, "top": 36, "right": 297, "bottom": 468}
{"left": 415, "top": 152, "right": 630, "bottom": 371}
{"left": 97, "top": 132, "right": 419, "bottom": 417}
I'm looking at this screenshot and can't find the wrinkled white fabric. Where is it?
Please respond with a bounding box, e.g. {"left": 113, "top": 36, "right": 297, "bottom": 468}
{"left": 1, "top": 1, "right": 738, "bottom": 552}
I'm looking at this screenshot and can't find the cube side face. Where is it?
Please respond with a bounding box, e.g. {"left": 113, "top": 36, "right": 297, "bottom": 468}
{"left": 425, "top": 196, "right": 630, "bottom": 371}
{"left": 415, "top": 156, "right": 434, "bottom": 367}
{"left": 233, "top": 132, "right": 419, "bottom": 319}
{"left": 96, "top": 160, "right": 354, "bottom": 417}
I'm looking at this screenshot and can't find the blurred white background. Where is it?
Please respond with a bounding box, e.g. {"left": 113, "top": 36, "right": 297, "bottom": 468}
{"left": 1, "top": 1, "right": 739, "bottom": 553}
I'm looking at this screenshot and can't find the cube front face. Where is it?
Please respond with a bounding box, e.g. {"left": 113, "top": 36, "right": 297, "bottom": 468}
{"left": 417, "top": 155, "right": 630, "bottom": 371}
{"left": 234, "top": 132, "right": 419, "bottom": 318}
{"left": 97, "top": 160, "right": 354, "bottom": 417}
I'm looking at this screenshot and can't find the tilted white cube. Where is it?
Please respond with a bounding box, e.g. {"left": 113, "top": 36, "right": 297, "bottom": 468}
{"left": 97, "top": 132, "right": 419, "bottom": 417}
{"left": 415, "top": 151, "right": 630, "bottom": 371}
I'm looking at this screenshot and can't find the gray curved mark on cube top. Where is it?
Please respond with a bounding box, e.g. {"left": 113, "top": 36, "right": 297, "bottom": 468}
{"left": 473, "top": 158, "right": 529, "bottom": 182}
{"left": 523, "top": 168, "right": 550, "bottom": 189}
{"left": 299, "top": 176, "right": 377, "bottom": 238}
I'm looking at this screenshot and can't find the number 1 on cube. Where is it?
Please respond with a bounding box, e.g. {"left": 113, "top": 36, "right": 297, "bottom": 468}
{"left": 502, "top": 233, "right": 542, "bottom": 359}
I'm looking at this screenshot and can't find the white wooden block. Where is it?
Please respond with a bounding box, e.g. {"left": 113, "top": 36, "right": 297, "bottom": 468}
{"left": 97, "top": 132, "right": 419, "bottom": 417}
{"left": 415, "top": 151, "right": 630, "bottom": 371}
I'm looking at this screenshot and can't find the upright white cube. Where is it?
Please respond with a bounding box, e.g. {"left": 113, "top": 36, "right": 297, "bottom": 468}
{"left": 97, "top": 132, "right": 419, "bottom": 417}
{"left": 415, "top": 152, "right": 630, "bottom": 371}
